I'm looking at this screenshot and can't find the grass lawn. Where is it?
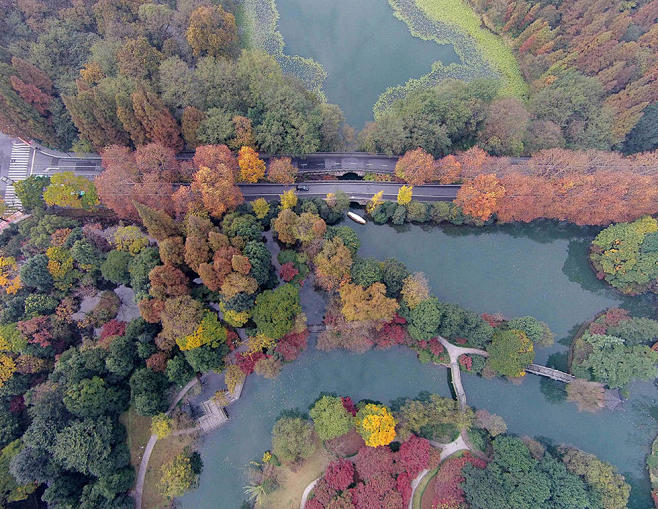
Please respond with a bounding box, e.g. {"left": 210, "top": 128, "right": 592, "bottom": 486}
{"left": 258, "top": 446, "right": 332, "bottom": 509}
{"left": 412, "top": 467, "right": 438, "bottom": 509}
{"left": 120, "top": 408, "right": 152, "bottom": 471}
{"left": 143, "top": 433, "right": 197, "bottom": 509}
{"left": 403, "top": 0, "right": 527, "bottom": 98}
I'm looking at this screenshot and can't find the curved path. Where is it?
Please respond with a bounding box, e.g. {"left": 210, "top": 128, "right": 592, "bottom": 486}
{"left": 133, "top": 377, "right": 200, "bottom": 509}
{"left": 436, "top": 336, "right": 488, "bottom": 409}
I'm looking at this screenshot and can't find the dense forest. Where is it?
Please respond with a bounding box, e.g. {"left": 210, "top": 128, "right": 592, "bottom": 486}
{"left": 0, "top": 0, "right": 351, "bottom": 154}
{"left": 362, "top": 0, "right": 658, "bottom": 156}
{"left": 1, "top": 0, "right": 656, "bottom": 158}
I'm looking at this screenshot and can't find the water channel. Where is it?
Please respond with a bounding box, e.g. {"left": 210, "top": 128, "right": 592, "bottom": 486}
{"left": 180, "top": 221, "right": 656, "bottom": 508}
{"left": 274, "top": 0, "right": 460, "bottom": 129}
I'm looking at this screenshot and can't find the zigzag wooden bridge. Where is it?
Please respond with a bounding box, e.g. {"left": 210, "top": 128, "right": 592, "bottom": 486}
{"left": 525, "top": 364, "right": 576, "bottom": 383}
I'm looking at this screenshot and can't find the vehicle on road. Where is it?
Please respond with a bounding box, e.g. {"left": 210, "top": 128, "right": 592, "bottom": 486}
{"left": 296, "top": 185, "right": 310, "bottom": 191}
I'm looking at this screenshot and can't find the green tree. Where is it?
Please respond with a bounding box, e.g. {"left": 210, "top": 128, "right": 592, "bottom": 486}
{"left": 63, "top": 376, "right": 127, "bottom": 418}
{"left": 53, "top": 417, "right": 116, "bottom": 477}
{"left": 271, "top": 417, "right": 316, "bottom": 464}
{"left": 252, "top": 284, "right": 301, "bottom": 339}
{"left": 105, "top": 336, "right": 136, "bottom": 379}
{"left": 19, "top": 254, "right": 53, "bottom": 291}
{"left": 506, "top": 316, "right": 554, "bottom": 347}
{"left": 134, "top": 202, "right": 180, "bottom": 241}
{"left": 485, "top": 329, "right": 535, "bottom": 378}
{"left": 350, "top": 257, "right": 383, "bottom": 287}
{"left": 607, "top": 317, "right": 658, "bottom": 346}
{"left": 129, "top": 368, "right": 168, "bottom": 416}
{"left": 14, "top": 175, "right": 49, "bottom": 211}
{"left": 129, "top": 247, "right": 160, "bottom": 299}
{"left": 309, "top": 395, "right": 354, "bottom": 440}
{"left": 101, "top": 250, "right": 132, "bottom": 286}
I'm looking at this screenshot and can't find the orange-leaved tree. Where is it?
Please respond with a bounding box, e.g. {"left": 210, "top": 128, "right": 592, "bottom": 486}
{"left": 395, "top": 147, "right": 435, "bottom": 185}
{"left": 455, "top": 174, "right": 506, "bottom": 222}
{"left": 268, "top": 157, "right": 298, "bottom": 184}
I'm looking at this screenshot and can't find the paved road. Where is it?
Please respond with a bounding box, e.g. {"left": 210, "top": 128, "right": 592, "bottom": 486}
{"left": 238, "top": 182, "right": 460, "bottom": 202}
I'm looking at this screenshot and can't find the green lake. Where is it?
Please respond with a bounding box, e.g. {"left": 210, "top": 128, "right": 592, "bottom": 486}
{"left": 180, "top": 221, "right": 657, "bottom": 508}
{"left": 274, "top": 0, "right": 460, "bottom": 128}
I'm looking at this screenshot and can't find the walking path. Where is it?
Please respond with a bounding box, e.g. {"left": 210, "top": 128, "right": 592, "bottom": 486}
{"left": 133, "top": 377, "right": 200, "bottom": 509}
{"left": 436, "top": 336, "right": 488, "bottom": 409}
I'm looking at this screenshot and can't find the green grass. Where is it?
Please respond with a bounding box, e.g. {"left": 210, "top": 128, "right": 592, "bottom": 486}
{"left": 413, "top": 0, "right": 527, "bottom": 97}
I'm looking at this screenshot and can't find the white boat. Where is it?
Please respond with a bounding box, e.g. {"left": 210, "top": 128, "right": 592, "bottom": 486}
{"left": 347, "top": 211, "right": 366, "bottom": 224}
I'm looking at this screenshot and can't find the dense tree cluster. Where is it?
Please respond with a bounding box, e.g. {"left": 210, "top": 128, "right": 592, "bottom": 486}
{"left": 590, "top": 216, "right": 658, "bottom": 294}
{"left": 0, "top": 0, "right": 349, "bottom": 154}
{"left": 472, "top": 0, "right": 658, "bottom": 152}
{"left": 571, "top": 308, "right": 658, "bottom": 388}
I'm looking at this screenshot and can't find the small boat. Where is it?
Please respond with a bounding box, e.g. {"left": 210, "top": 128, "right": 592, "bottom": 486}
{"left": 347, "top": 211, "right": 366, "bottom": 224}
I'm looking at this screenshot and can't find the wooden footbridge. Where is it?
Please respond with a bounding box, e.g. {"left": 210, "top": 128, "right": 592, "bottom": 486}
{"left": 526, "top": 364, "right": 576, "bottom": 383}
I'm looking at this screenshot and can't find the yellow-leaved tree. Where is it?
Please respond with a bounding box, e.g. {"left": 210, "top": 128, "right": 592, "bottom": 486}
{"left": 238, "top": 146, "right": 266, "bottom": 183}
{"left": 355, "top": 403, "right": 396, "bottom": 447}
{"left": 397, "top": 185, "right": 413, "bottom": 205}
{"left": 151, "top": 413, "right": 173, "bottom": 438}
{"left": 0, "top": 257, "right": 20, "bottom": 295}
{"left": 251, "top": 198, "right": 270, "bottom": 219}
{"left": 366, "top": 190, "right": 384, "bottom": 214}
{"left": 280, "top": 189, "right": 297, "bottom": 210}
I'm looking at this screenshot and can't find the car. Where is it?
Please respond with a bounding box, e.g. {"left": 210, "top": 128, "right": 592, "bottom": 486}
{"left": 296, "top": 185, "right": 310, "bottom": 191}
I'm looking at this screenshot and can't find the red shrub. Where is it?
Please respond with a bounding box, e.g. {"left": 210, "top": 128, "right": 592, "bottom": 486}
{"left": 398, "top": 436, "right": 431, "bottom": 478}
{"left": 312, "top": 478, "right": 338, "bottom": 506}
{"left": 430, "top": 453, "right": 486, "bottom": 507}
{"left": 325, "top": 459, "right": 355, "bottom": 491}
{"left": 382, "top": 490, "right": 403, "bottom": 509}
{"left": 459, "top": 354, "right": 473, "bottom": 370}
{"left": 603, "top": 308, "right": 630, "bottom": 326}
{"left": 341, "top": 396, "right": 357, "bottom": 416}
{"left": 9, "top": 395, "right": 24, "bottom": 414}
{"left": 428, "top": 338, "right": 444, "bottom": 355}
{"left": 226, "top": 329, "right": 239, "bottom": 351}
{"left": 306, "top": 499, "right": 324, "bottom": 509}
{"left": 454, "top": 337, "right": 468, "bottom": 345}
{"left": 588, "top": 322, "right": 608, "bottom": 335}
{"left": 100, "top": 319, "right": 126, "bottom": 340}
{"left": 146, "top": 351, "right": 168, "bottom": 372}
{"left": 395, "top": 471, "right": 412, "bottom": 506}
{"left": 355, "top": 446, "right": 395, "bottom": 481}
{"left": 279, "top": 262, "right": 299, "bottom": 282}
{"left": 373, "top": 321, "right": 407, "bottom": 349}
{"left": 235, "top": 352, "right": 267, "bottom": 375}
{"left": 275, "top": 329, "right": 309, "bottom": 361}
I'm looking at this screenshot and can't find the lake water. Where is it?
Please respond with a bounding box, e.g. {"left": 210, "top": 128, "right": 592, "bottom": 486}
{"left": 275, "top": 0, "right": 460, "bottom": 128}
{"left": 180, "top": 221, "right": 657, "bottom": 508}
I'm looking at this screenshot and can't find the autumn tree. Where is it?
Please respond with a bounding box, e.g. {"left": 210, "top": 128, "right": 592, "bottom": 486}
{"left": 397, "top": 185, "right": 413, "bottom": 205}
{"left": 131, "top": 87, "right": 183, "bottom": 152}
{"left": 395, "top": 148, "right": 435, "bottom": 185}
{"left": 339, "top": 283, "right": 399, "bottom": 323}
{"left": 455, "top": 174, "right": 505, "bottom": 222}
{"left": 434, "top": 154, "right": 462, "bottom": 184}
{"left": 280, "top": 189, "right": 297, "bottom": 210}
{"left": 238, "top": 146, "right": 266, "bottom": 183}
{"left": 186, "top": 5, "right": 237, "bottom": 57}
{"left": 135, "top": 202, "right": 180, "bottom": 240}
{"left": 401, "top": 272, "right": 430, "bottom": 309}
{"left": 181, "top": 107, "right": 205, "bottom": 149}
{"left": 159, "top": 453, "right": 198, "bottom": 498}
{"left": 191, "top": 166, "right": 243, "bottom": 218}
{"left": 313, "top": 238, "right": 352, "bottom": 290}
{"left": 268, "top": 157, "right": 298, "bottom": 184}
{"left": 355, "top": 404, "right": 396, "bottom": 447}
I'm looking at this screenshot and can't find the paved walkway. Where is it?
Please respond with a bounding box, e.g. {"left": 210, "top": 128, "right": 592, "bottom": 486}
{"left": 133, "top": 377, "right": 200, "bottom": 509}
{"left": 436, "top": 336, "right": 488, "bottom": 409}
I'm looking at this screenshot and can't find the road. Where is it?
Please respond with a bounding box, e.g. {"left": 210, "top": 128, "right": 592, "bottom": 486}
{"left": 0, "top": 135, "right": 463, "bottom": 204}
{"left": 238, "top": 182, "right": 460, "bottom": 202}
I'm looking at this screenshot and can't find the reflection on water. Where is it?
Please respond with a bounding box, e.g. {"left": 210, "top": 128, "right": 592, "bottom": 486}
{"left": 180, "top": 221, "right": 656, "bottom": 508}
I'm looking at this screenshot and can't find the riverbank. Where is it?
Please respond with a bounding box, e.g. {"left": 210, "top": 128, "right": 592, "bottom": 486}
{"left": 375, "top": 0, "right": 527, "bottom": 115}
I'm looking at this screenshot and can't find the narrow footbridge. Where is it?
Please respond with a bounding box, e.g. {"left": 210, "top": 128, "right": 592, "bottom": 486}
{"left": 526, "top": 364, "right": 576, "bottom": 383}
